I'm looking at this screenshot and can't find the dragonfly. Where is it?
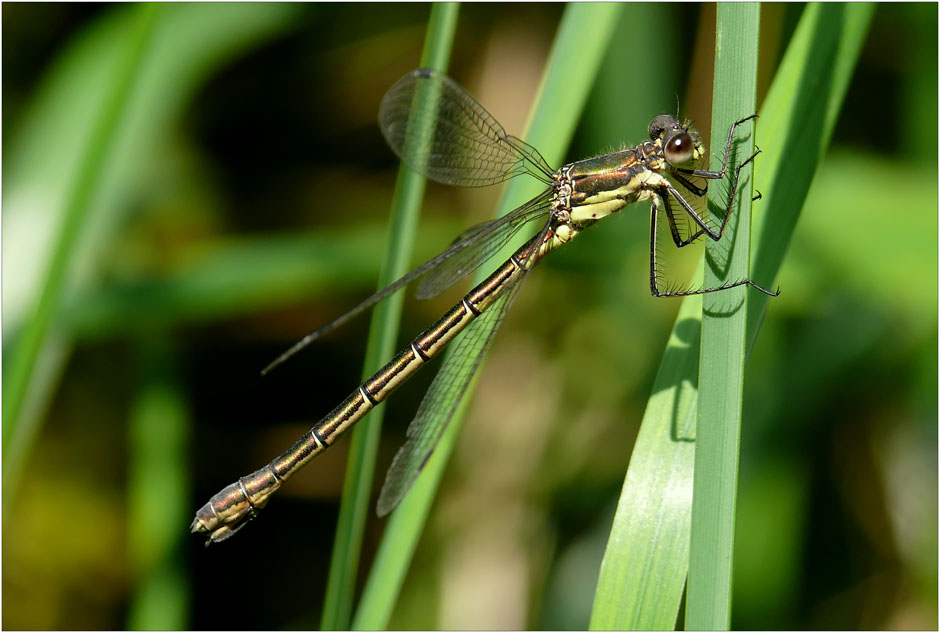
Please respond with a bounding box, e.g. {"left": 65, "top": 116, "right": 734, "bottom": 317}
{"left": 192, "top": 68, "right": 776, "bottom": 545}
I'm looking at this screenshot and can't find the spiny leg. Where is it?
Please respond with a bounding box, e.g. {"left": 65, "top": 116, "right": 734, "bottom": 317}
{"left": 703, "top": 144, "right": 762, "bottom": 241}
{"left": 678, "top": 114, "right": 759, "bottom": 180}
{"left": 649, "top": 195, "right": 705, "bottom": 297}
{"left": 664, "top": 113, "right": 761, "bottom": 253}
{"left": 663, "top": 192, "right": 705, "bottom": 248}
{"left": 670, "top": 171, "right": 708, "bottom": 197}
{"left": 648, "top": 194, "right": 668, "bottom": 296}
{"left": 668, "top": 146, "right": 760, "bottom": 244}
{"left": 648, "top": 191, "right": 779, "bottom": 298}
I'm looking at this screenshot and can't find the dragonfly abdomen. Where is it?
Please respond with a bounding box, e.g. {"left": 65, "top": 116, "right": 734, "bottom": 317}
{"left": 192, "top": 231, "right": 547, "bottom": 544}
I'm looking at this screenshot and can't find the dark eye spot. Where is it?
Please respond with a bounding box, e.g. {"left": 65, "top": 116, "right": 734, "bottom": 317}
{"left": 665, "top": 133, "right": 694, "bottom": 164}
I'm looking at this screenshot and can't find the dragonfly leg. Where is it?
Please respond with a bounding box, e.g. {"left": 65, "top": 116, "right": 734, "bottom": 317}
{"left": 679, "top": 114, "right": 759, "bottom": 180}
{"left": 664, "top": 192, "right": 705, "bottom": 248}
{"left": 660, "top": 143, "right": 760, "bottom": 244}
{"left": 648, "top": 187, "right": 779, "bottom": 298}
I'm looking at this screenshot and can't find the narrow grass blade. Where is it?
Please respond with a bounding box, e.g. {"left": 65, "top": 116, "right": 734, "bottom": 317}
{"left": 2, "top": 3, "right": 159, "bottom": 461}
{"left": 686, "top": 4, "right": 760, "bottom": 629}
{"left": 353, "top": 4, "right": 623, "bottom": 628}
{"left": 590, "top": 4, "right": 873, "bottom": 630}
{"left": 319, "top": 4, "right": 460, "bottom": 630}
{"left": 2, "top": 2, "right": 301, "bottom": 511}
{"left": 589, "top": 290, "right": 704, "bottom": 630}
{"left": 747, "top": 3, "right": 876, "bottom": 344}
{"left": 127, "top": 336, "right": 191, "bottom": 630}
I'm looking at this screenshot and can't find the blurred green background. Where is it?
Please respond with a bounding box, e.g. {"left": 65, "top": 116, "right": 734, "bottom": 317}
{"left": 2, "top": 3, "right": 936, "bottom": 630}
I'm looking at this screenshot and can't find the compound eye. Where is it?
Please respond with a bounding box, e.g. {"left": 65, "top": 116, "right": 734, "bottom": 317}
{"left": 664, "top": 132, "right": 695, "bottom": 164}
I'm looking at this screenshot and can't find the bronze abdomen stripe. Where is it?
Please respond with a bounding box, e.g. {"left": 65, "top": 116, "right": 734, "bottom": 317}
{"left": 197, "top": 232, "right": 544, "bottom": 537}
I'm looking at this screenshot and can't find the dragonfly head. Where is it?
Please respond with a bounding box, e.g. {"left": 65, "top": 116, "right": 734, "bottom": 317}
{"left": 648, "top": 115, "right": 704, "bottom": 167}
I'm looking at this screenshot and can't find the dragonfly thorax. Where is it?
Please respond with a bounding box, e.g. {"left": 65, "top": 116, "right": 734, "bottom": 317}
{"left": 555, "top": 147, "right": 661, "bottom": 226}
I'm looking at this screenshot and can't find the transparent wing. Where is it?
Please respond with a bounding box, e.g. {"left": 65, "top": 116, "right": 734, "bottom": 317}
{"left": 261, "top": 193, "right": 550, "bottom": 374}
{"left": 375, "top": 278, "right": 522, "bottom": 516}
{"left": 416, "top": 190, "right": 551, "bottom": 299}
{"left": 375, "top": 222, "right": 550, "bottom": 516}
{"left": 379, "top": 68, "right": 555, "bottom": 187}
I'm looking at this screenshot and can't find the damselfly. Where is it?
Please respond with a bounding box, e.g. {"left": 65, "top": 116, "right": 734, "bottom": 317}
{"left": 192, "top": 68, "right": 776, "bottom": 544}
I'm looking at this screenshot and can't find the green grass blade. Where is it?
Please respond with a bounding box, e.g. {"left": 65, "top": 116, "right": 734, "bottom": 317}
{"left": 352, "top": 4, "right": 623, "bottom": 629}
{"left": 686, "top": 4, "right": 760, "bottom": 629}
{"left": 590, "top": 4, "right": 874, "bottom": 630}
{"left": 2, "top": 3, "right": 159, "bottom": 458}
{"left": 58, "top": 220, "right": 464, "bottom": 340}
{"left": 588, "top": 290, "right": 703, "bottom": 630}
{"left": 319, "top": 4, "right": 460, "bottom": 630}
{"left": 747, "top": 3, "right": 876, "bottom": 345}
{"left": 127, "top": 336, "right": 191, "bottom": 630}
{"left": 2, "top": 2, "right": 301, "bottom": 510}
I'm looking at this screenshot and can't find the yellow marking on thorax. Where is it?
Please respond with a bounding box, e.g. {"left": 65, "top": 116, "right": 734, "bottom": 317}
{"left": 569, "top": 198, "right": 627, "bottom": 223}
{"left": 566, "top": 167, "right": 670, "bottom": 223}
{"left": 553, "top": 223, "right": 576, "bottom": 244}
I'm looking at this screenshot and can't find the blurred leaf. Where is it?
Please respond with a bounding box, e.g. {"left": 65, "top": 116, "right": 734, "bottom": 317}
{"left": 60, "top": 221, "right": 459, "bottom": 339}
{"left": 788, "top": 152, "right": 937, "bottom": 318}
{"left": 127, "top": 337, "right": 191, "bottom": 630}
{"left": 748, "top": 3, "right": 876, "bottom": 342}
{"left": 4, "top": 3, "right": 304, "bottom": 332}
{"left": 590, "top": 4, "right": 874, "bottom": 630}
{"left": 354, "top": 4, "right": 624, "bottom": 628}
{"left": 321, "top": 5, "right": 461, "bottom": 630}
{"left": 3, "top": 2, "right": 303, "bottom": 503}
{"left": 4, "top": 2, "right": 162, "bottom": 501}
